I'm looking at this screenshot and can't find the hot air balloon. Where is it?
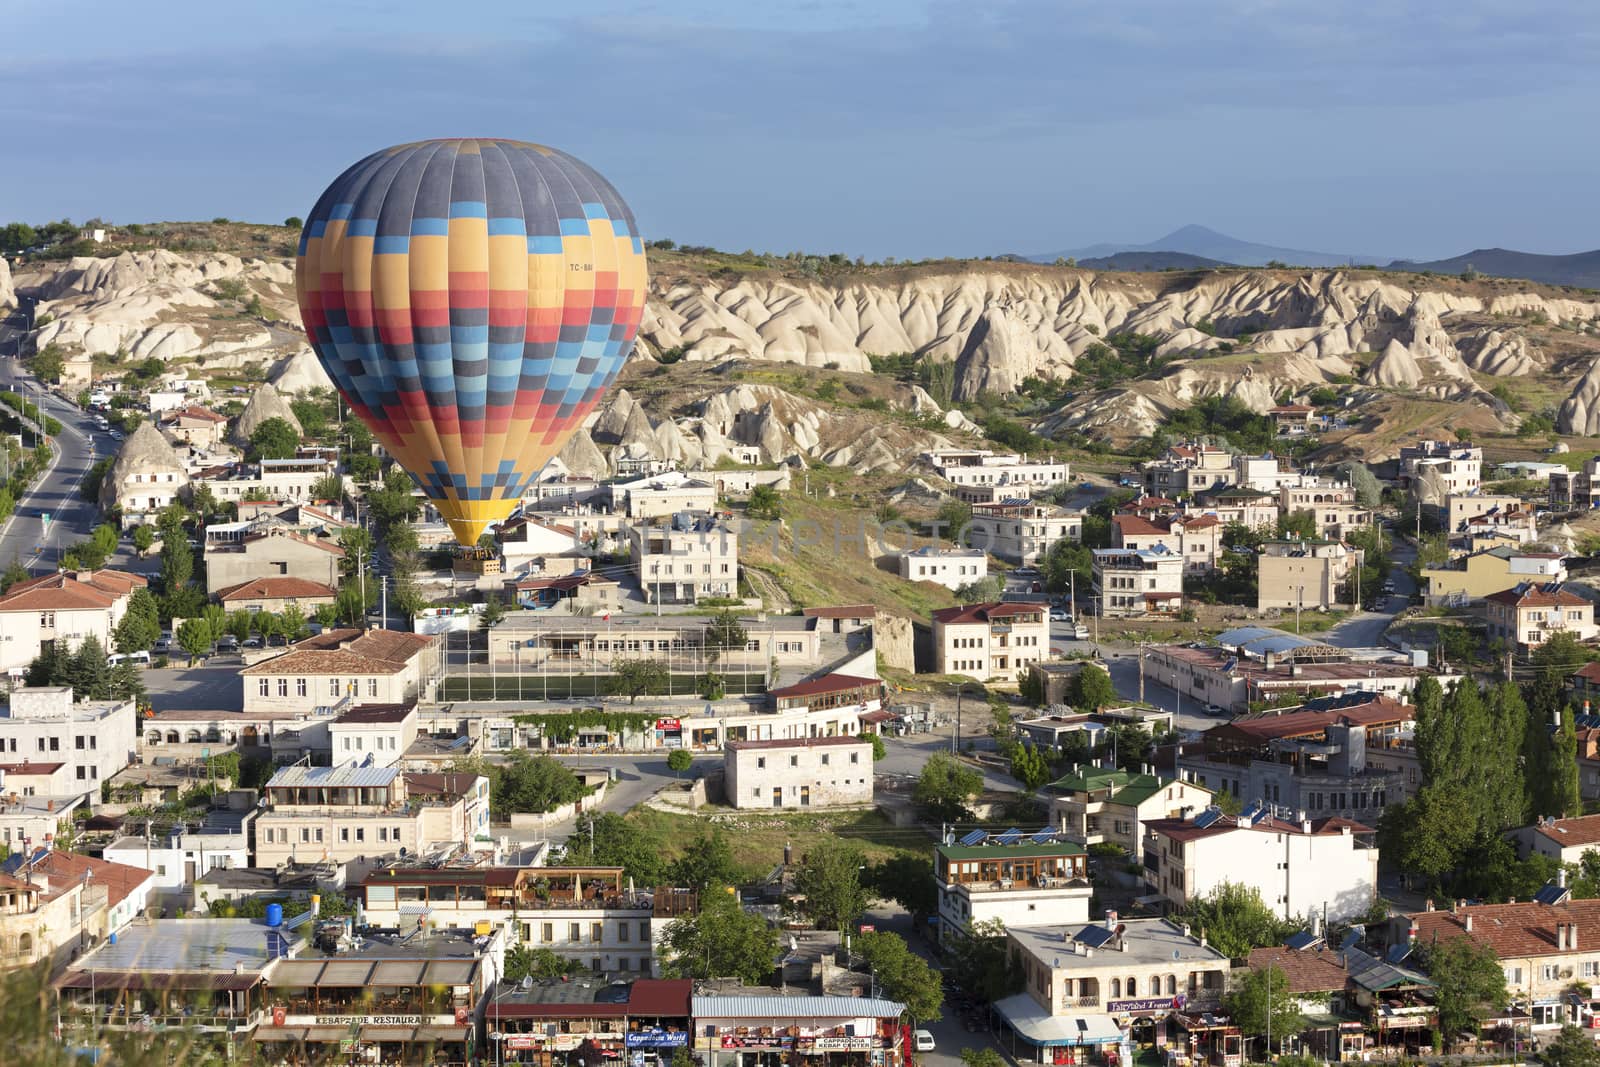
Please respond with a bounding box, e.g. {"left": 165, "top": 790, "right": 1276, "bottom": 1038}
{"left": 295, "top": 138, "right": 647, "bottom": 546}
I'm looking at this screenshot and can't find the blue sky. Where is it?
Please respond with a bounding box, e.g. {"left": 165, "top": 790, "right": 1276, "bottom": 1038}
{"left": 3, "top": 0, "right": 1597, "bottom": 261}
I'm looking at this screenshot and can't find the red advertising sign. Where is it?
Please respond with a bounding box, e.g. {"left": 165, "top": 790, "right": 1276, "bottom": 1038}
{"left": 657, "top": 719, "right": 682, "bottom": 731}
{"left": 507, "top": 1036, "right": 537, "bottom": 1051}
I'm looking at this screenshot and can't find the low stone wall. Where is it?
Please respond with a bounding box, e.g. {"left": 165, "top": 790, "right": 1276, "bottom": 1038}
{"left": 506, "top": 780, "right": 608, "bottom": 829}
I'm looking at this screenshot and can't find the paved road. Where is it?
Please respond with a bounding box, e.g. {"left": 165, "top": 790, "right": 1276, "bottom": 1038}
{"left": 0, "top": 359, "right": 107, "bottom": 575}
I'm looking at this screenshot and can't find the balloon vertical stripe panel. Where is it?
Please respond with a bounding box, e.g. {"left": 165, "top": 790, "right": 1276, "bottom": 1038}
{"left": 296, "top": 139, "right": 647, "bottom": 545}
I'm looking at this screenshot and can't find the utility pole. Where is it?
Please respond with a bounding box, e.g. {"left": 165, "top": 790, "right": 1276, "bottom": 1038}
{"left": 380, "top": 574, "right": 389, "bottom": 631}
{"left": 1295, "top": 586, "right": 1303, "bottom": 635}
{"left": 1138, "top": 641, "right": 1146, "bottom": 704}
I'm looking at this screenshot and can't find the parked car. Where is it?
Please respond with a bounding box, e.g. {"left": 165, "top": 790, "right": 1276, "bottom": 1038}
{"left": 1049, "top": 609, "right": 1071, "bottom": 622}
{"left": 1072, "top": 624, "right": 1090, "bottom": 640}
{"left": 914, "top": 1031, "right": 936, "bottom": 1053}
{"left": 216, "top": 635, "right": 240, "bottom": 653}
{"left": 152, "top": 637, "right": 171, "bottom": 654}
{"left": 1202, "top": 703, "right": 1225, "bottom": 716}
{"left": 243, "top": 636, "right": 263, "bottom": 650}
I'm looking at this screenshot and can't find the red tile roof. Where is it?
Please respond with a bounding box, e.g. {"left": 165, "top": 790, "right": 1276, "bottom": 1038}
{"left": 1270, "top": 405, "right": 1316, "bottom": 415}
{"left": 1209, "top": 696, "right": 1413, "bottom": 744}
{"left": 1533, "top": 814, "right": 1600, "bottom": 849}
{"left": 402, "top": 772, "right": 480, "bottom": 798}
{"left": 163, "top": 405, "right": 228, "bottom": 424}
{"left": 932, "top": 602, "right": 1045, "bottom": 625}
{"left": 1246, "top": 946, "right": 1350, "bottom": 994}
{"left": 1486, "top": 583, "right": 1589, "bottom": 608}
{"left": 624, "top": 978, "right": 692, "bottom": 1015}
{"left": 768, "top": 674, "right": 883, "bottom": 699}
{"left": 1180, "top": 515, "right": 1221, "bottom": 530}
{"left": 0, "top": 761, "right": 65, "bottom": 774}
{"left": 1148, "top": 814, "right": 1374, "bottom": 843}
{"left": 213, "top": 577, "right": 337, "bottom": 603}
{"left": 1405, "top": 898, "right": 1600, "bottom": 960}
{"left": 29, "top": 850, "right": 153, "bottom": 909}
{"left": 290, "top": 628, "right": 434, "bottom": 665}
{"left": 240, "top": 649, "right": 407, "bottom": 677}
{"left": 1574, "top": 663, "right": 1600, "bottom": 685}
{"left": 0, "top": 569, "right": 146, "bottom": 611}
{"left": 1114, "top": 515, "right": 1171, "bottom": 538}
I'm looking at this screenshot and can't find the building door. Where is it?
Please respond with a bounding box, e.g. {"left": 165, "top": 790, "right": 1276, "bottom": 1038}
{"left": 800, "top": 786, "right": 811, "bottom": 807}
{"left": 772, "top": 787, "right": 782, "bottom": 808}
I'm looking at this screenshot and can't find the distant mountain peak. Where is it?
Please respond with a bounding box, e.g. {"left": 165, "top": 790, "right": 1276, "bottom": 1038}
{"left": 1024, "top": 225, "right": 1390, "bottom": 270}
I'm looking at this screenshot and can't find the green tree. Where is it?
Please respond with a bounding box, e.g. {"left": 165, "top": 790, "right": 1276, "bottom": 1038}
{"left": 866, "top": 854, "right": 937, "bottom": 922}
{"left": 1338, "top": 461, "right": 1383, "bottom": 509}
{"left": 563, "top": 812, "right": 666, "bottom": 884}
{"left": 1544, "top": 1026, "right": 1600, "bottom": 1067}
{"left": 935, "top": 498, "right": 972, "bottom": 540}
{"left": 337, "top": 525, "right": 374, "bottom": 577}
{"left": 1378, "top": 784, "right": 1478, "bottom": 891}
{"left": 504, "top": 944, "right": 575, "bottom": 982}
{"left": 1275, "top": 509, "right": 1318, "bottom": 540}
{"left": 668, "top": 827, "right": 743, "bottom": 892}
{"left": 335, "top": 581, "right": 369, "bottom": 627}
{"left": 248, "top": 416, "right": 300, "bottom": 460}
{"left": 474, "top": 751, "right": 587, "bottom": 817}
{"left": 0, "top": 558, "right": 27, "bottom": 593}
{"left": 857, "top": 931, "right": 943, "bottom": 1022}
{"left": 176, "top": 617, "right": 212, "bottom": 665}
{"left": 661, "top": 886, "right": 778, "bottom": 983}
{"left": 912, "top": 753, "right": 983, "bottom": 821}
{"left": 954, "top": 576, "right": 1005, "bottom": 603}
{"left": 1041, "top": 539, "right": 1093, "bottom": 598}
{"left": 1423, "top": 937, "right": 1508, "bottom": 1049}
{"left": 866, "top": 732, "right": 887, "bottom": 761}
{"left": 1010, "top": 745, "right": 1052, "bottom": 790}
{"left": 280, "top": 604, "right": 308, "bottom": 642}
{"left": 284, "top": 216, "right": 304, "bottom": 230}
{"left": 226, "top": 610, "right": 254, "bottom": 643}
{"left": 309, "top": 472, "right": 344, "bottom": 502}
{"left": 481, "top": 594, "right": 506, "bottom": 628}
{"left": 114, "top": 588, "right": 162, "bottom": 654}
{"left": 1548, "top": 703, "right": 1583, "bottom": 819}
{"left": 747, "top": 484, "right": 781, "bottom": 520}
{"left": 132, "top": 524, "right": 156, "bottom": 556}
{"left": 953, "top": 918, "right": 1023, "bottom": 1002}
{"left": 705, "top": 610, "right": 747, "bottom": 661}
{"left": 960, "top": 1051, "right": 1006, "bottom": 1067}
{"left": 609, "top": 658, "right": 669, "bottom": 704}
{"left": 1225, "top": 965, "right": 1304, "bottom": 1057}
{"left": 793, "top": 838, "right": 868, "bottom": 933}
{"left": 664, "top": 748, "right": 694, "bottom": 780}
{"left": 1067, "top": 664, "right": 1117, "bottom": 711}
{"left": 1177, "top": 883, "right": 1294, "bottom": 960}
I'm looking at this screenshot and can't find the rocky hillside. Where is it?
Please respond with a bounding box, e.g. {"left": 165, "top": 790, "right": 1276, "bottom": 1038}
{"left": 11, "top": 240, "right": 1600, "bottom": 458}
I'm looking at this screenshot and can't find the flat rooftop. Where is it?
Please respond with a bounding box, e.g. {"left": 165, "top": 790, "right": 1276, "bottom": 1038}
{"left": 1011, "top": 918, "right": 1228, "bottom": 968}
{"left": 71, "top": 918, "right": 297, "bottom": 974}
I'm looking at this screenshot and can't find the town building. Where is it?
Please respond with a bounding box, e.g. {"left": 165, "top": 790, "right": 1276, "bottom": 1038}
{"left": 692, "top": 993, "right": 909, "bottom": 1067}
{"left": 488, "top": 977, "right": 692, "bottom": 1065}
{"left": 1091, "top": 545, "right": 1185, "bottom": 617}
{"left": 212, "top": 576, "right": 338, "bottom": 614}
{"left": 924, "top": 448, "right": 1070, "bottom": 493}
{"left": 931, "top": 601, "right": 1050, "bottom": 682}
{"left": 1256, "top": 539, "right": 1359, "bottom": 612}
{"left": 156, "top": 404, "right": 230, "bottom": 450}
{"left": 1142, "top": 442, "right": 1235, "bottom": 498}
{"left": 1232, "top": 453, "right": 1306, "bottom": 494}
{"left": 1267, "top": 405, "right": 1321, "bottom": 435}
{"left": 240, "top": 629, "right": 442, "bottom": 715}
{"left": 204, "top": 527, "right": 344, "bottom": 590}
{"left": 1422, "top": 545, "right": 1568, "bottom": 607}
{"left": 254, "top": 764, "right": 488, "bottom": 870}
{"left": 102, "top": 815, "right": 255, "bottom": 902}
{"left": 507, "top": 569, "right": 622, "bottom": 612}
{"left": 230, "top": 500, "right": 351, "bottom": 536}
{"left": 1394, "top": 897, "right": 1600, "bottom": 1032}
{"left": 1550, "top": 456, "right": 1600, "bottom": 511}
{"left": 934, "top": 830, "right": 1091, "bottom": 946}
{"left": 1520, "top": 814, "right": 1600, "bottom": 865}
{"left": 1398, "top": 439, "right": 1483, "bottom": 496}
{"left": 628, "top": 511, "right": 738, "bottom": 604}
{"left": 610, "top": 471, "right": 719, "bottom": 519}
{"left": 329, "top": 702, "right": 420, "bottom": 768}
{"left": 967, "top": 500, "right": 1084, "bottom": 565}
{"left": 1458, "top": 504, "right": 1540, "bottom": 549}
{"left": 1144, "top": 807, "right": 1379, "bottom": 922}
{"left": 1447, "top": 493, "right": 1527, "bottom": 533}
{"left": 0, "top": 848, "right": 154, "bottom": 973}
{"left": 496, "top": 515, "right": 586, "bottom": 573}
{"left": 1278, "top": 480, "right": 1355, "bottom": 514}
{"left": 1111, "top": 514, "right": 1223, "bottom": 574}
{"left": 1189, "top": 484, "right": 1281, "bottom": 531}
{"left": 0, "top": 569, "right": 148, "bottom": 673}
{"left": 98, "top": 422, "right": 190, "bottom": 527}
{"left": 997, "top": 916, "right": 1229, "bottom": 1066}
{"left": 1485, "top": 583, "right": 1598, "bottom": 650}
{"left": 1044, "top": 767, "right": 1212, "bottom": 859}
{"left": 0, "top": 759, "right": 73, "bottom": 797}
{"left": 725, "top": 736, "right": 874, "bottom": 809}
{"left": 0, "top": 791, "right": 82, "bottom": 854}
{"left": 1175, "top": 693, "right": 1417, "bottom": 820}
{"left": 359, "top": 865, "right": 686, "bottom": 975}
{"left": 250, "top": 925, "right": 501, "bottom": 1064}
{"left": 0, "top": 687, "right": 137, "bottom": 795}
{"left": 200, "top": 454, "right": 341, "bottom": 505}
{"left": 1145, "top": 627, "right": 1450, "bottom": 713}
{"left": 801, "top": 604, "right": 876, "bottom": 634}
{"left": 896, "top": 546, "right": 989, "bottom": 590}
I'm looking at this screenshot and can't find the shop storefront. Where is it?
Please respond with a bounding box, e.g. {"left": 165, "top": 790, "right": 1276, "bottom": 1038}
{"left": 993, "top": 994, "right": 1126, "bottom": 1066}
{"left": 693, "top": 995, "right": 907, "bottom": 1067}
{"left": 487, "top": 979, "right": 691, "bottom": 1067}
{"left": 1170, "top": 1014, "right": 1241, "bottom": 1067}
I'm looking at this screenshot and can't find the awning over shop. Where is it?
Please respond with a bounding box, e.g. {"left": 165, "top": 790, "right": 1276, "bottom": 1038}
{"left": 996, "top": 995, "right": 1124, "bottom": 1047}
{"left": 363, "top": 1027, "right": 420, "bottom": 1042}
{"left": 252, "top": 1026, "right": 352, "bottom": 1043}
{"left": 415, "top": 1026, "right": 474, "bottom": 1042}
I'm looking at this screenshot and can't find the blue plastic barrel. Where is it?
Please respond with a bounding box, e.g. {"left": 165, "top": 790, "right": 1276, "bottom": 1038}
{"left": 265, "top": 903, "right": 283, "bottom": 928}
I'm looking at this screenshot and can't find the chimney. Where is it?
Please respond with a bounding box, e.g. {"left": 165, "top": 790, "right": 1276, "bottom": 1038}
{"left": 1574, "top": 923, "right": 1581, "bottom": 951}
{"left": 1560, "top": 867, "right": 1569, "bottom": 889}
{"left": 1105, "top": 909, "right": 1118, "bottom": 931}
{"left": 1301, "top": 818, "right": 1312, "bottom": 834}
{"left": 1407, "top": 922, "right": 1418, "bottom": 945}
{"left": 1559, "top": 923, "right": 1569, "bottom": 952}
{"left": 1464, "top": 915, "right": 1473, "bottom": 932}
{"left": 1199, "top": 928, "right": 1207, "bottom": 948}
{"left": 1425, "top": 899, "right": 1434, "bottom": 913}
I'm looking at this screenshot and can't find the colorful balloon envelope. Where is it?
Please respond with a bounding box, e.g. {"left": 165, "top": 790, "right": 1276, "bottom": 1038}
{"left": 295, "top": 138, "right": 647, "bottom": 545}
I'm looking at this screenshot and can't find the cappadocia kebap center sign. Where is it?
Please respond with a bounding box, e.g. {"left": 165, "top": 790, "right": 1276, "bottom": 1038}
{"left": 296, "top": 138, "right": 647, "bottom": 546}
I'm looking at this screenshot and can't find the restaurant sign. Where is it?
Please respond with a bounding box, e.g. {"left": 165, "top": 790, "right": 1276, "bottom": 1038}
{"left": 286, "top": 1014, "right": 435, "bottom": 1026}
{"left": 800, "top": 1037, "right": 882, "bottom": 1052}
{"left": 506, "top": 1036, "right": 537, "bottom": 1051}
{"left": 1107, "top": 996, "right": 1184, "bottom": 1014}
{"left": 721, "top": 1036, "right": 792, "bottom": 1048}
{"left": 628, "top": 1030, "right": 689, "bottom": 1048}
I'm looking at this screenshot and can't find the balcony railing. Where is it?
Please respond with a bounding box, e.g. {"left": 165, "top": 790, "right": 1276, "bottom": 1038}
{"left": 959, "top": 876, "right": 1091, "bottom": 894}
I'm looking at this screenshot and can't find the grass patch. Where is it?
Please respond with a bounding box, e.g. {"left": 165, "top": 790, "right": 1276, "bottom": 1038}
{"left": 626, "top": 807, "right": 933, "bottom": 871}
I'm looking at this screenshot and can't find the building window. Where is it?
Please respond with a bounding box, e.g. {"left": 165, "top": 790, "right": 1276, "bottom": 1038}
{"left": 570, "top": 923, "right": 581, "bottom": 941}
{"left": 542, "top": 923, "right": 554, "bottom": 943}
{"left": 259, "top": 679, "right": 269, "bottom": 697}
{"left": 329, "top": 679, "right": 340, "bottom": 697}
{"left": 619, "top": 923, "right": 630, "bottom": 942}
{"left": 640, "top": 921, "right": 650, "bottom": 940}
{"left": 296, "top": 678, "right": 307, "bottom": 697}
{"left": 277, "top": 678, "right": 288, "bottom": 697}
{"left": 591, "top": 922, "right": 603, "bottom": 943}
{"left": 368, "top": 678, "right": 378, "bottom": 698}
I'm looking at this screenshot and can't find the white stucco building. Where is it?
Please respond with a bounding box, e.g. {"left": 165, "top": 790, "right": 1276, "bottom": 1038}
{"left": 897, "top": 546, "right": 989, "bottom": 591}
{"left": 931, "top": 601, "right": 1050, "bottom": 682}
{"left": 0, "top": 570, "right": 149, "bottom": 674}
{"left": 0, "top": 688, "right": 137, "bottom": 796}
{"left": 724, "top": 736, "right": 874, "bottom": 810}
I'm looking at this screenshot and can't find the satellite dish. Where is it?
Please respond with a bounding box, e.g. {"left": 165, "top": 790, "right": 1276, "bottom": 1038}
{"left": 521, "top": 975, "right": 534, "bottom": 990}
